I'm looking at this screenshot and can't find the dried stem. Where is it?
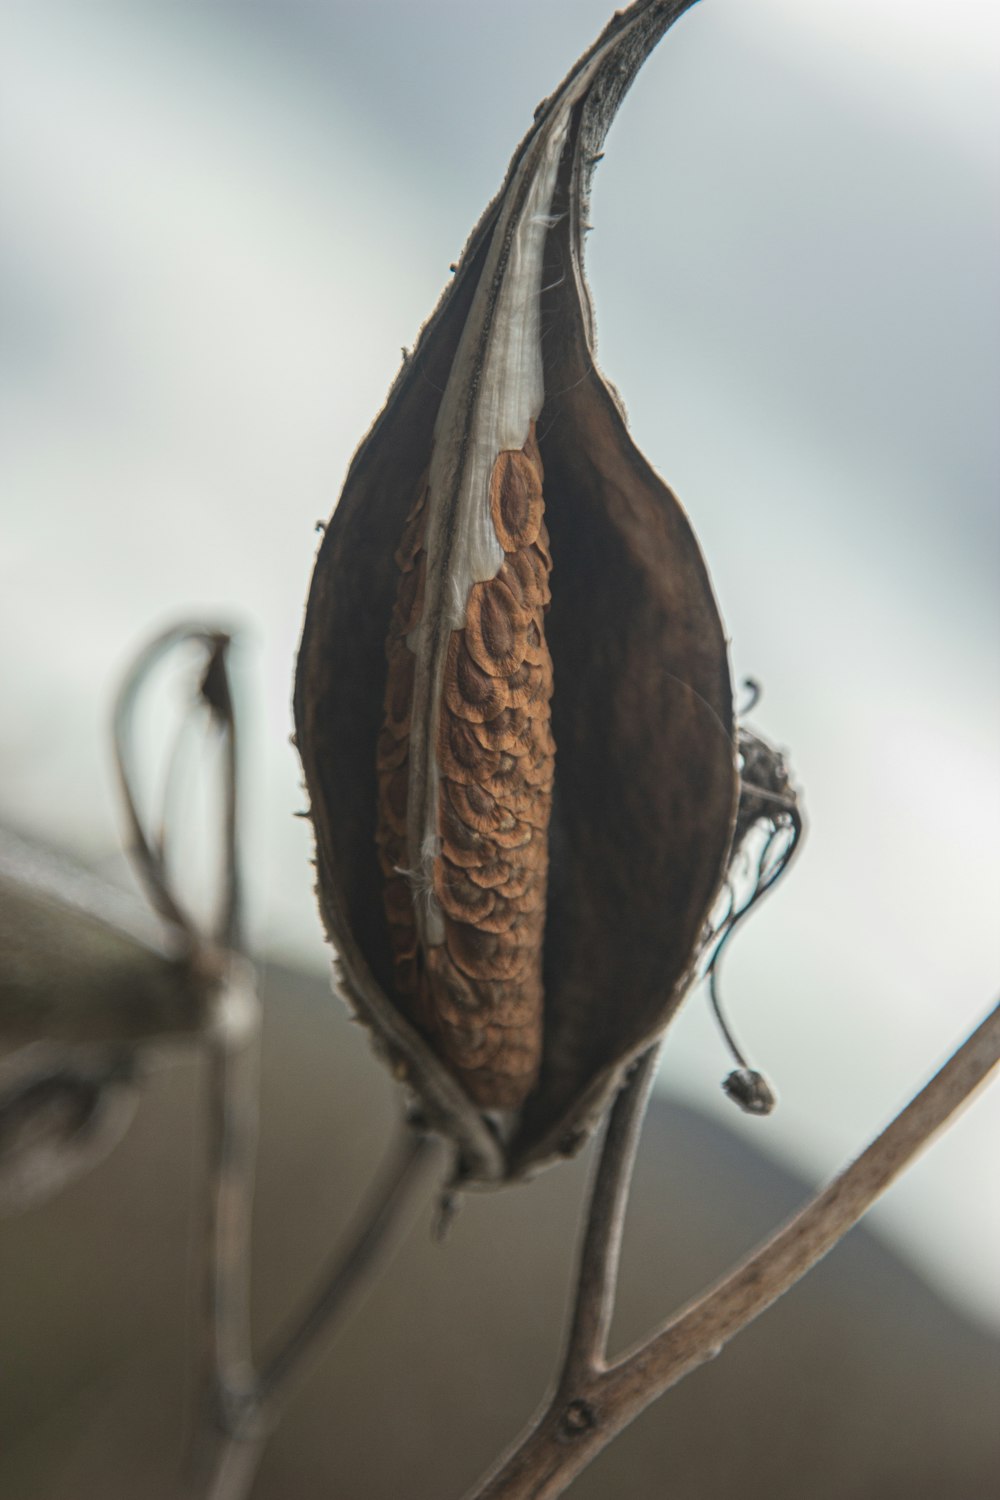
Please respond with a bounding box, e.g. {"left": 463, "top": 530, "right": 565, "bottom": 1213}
{"left": 558, "top": 1045, "right": 660, "bottom": 1389}
{"left": 110, "top": 623, "right": 449, "bottom": 1499}
{"left": 258, "top": 1126, "right": 442, "bottom": 1407}
{"left": 465, "top": 1000, "right": 1000, "bottom": 1500}
{"left": 197, "top": 1120, "right": 442, "bottom": 1500}
{"left": 201, "top": 963, "right": 261, "bottom": 1434}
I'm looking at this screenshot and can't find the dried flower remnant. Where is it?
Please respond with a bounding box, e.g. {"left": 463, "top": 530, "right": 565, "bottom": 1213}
{"left": 295, "top": 0, "right": 798, "bottom": 1181}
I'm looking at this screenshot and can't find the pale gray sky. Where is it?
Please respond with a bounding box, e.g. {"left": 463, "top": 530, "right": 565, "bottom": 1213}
{"left": 1, "top": 0, "right": 998, "bottom": 1327}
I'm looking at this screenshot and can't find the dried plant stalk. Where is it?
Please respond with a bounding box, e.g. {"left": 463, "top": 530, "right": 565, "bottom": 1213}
{"left": 464, "top": 1001, "right": 1000, "bottom": 1500}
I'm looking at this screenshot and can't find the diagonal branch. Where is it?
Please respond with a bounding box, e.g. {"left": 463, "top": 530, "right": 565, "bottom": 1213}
{"left": 258, "top": 1125, "right": 443, "bottom": 1407}
{"left": 465, "top": 1000, "right": 1000, "bottom": 1500}
{"left": 197, "top": 1118, "right": 443, "bottom": 1500}
{"left": 603, "top": 999, "right": 1000, "bottom": 1411}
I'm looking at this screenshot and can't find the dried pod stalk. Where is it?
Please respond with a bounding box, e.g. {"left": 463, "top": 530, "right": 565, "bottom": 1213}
{"left": 296, "top": 0, "right": 750, "bottom": 1181}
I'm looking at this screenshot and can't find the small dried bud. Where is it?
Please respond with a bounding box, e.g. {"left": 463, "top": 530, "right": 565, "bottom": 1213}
{"left": 295, "top": 0, "right": 780, "bottom": 1182}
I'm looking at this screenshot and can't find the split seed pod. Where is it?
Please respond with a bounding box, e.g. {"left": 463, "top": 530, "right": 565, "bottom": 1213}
{"left": 296, "top": 0, "right": 740, "bottom": 1182}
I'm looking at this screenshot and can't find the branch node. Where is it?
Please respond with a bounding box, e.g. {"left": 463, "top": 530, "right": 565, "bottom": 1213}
{"left": 558, "top": 1399, "right": 598, "bottom": 1442}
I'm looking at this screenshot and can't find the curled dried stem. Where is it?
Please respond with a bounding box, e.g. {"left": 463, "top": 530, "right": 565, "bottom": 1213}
{"left": 465, "top": 1000, "right": 1000, "bottom": 1500}
{"left": 113, "top": 622, "right": 239, "bottom": 952}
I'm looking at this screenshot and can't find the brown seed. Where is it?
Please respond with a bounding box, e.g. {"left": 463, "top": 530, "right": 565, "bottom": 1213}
{"left": 481, "top": 982, "right": 541, "bottom": 1030}
{"left": 485, "top": 811, "right": 535, "bottom": 851}
{"left": 502, "top": 543, "right": 551, "bottom": 609}
{"left": 425, "top": 945, "right": 482, "bottom": 1010}
{"left": 464, "top": 577, "right": 530, "bottom": 678}
{"left": 439, "top": 801, "right": 492, "bottom": 869}
{"left": 446, "top": 918, "right": 533, "bottom": 982}
{"left": 521, "top": 749, "right": 556, "bottom": 792}
{"left": 490, "top": 448, "right": 544, "bottom": 550}
{"left": 442, "top": 778, "right": 498, "bottom": 835}
{"left": 472, "top": 706, "right": 535, "bottom": 755}
{"left": 444, "top": 634, "right": 508, "bottom": 722}
{"left": 474, "top": 892, "right": 517, "bottom": 935}
{"left": 490, "top": 781, "right": 551, "bottom": 825}
{"left": 521, "top": 615, "right": 548, "bottom": 665}
{"left": 491, "top": 843, "right": 544, "bottom": 899}
{"left": 462, "top": 855, "right": 514, "bottom": 891}
{"left": 438, "top": 714, "right": 501, "bottom": 784}
{"left": 474, "top": 890, "right": 540, "bottom": 935}
{"left": 441, "top": 1020, "right": 493, "bottom": 1066}
{"left": 433, "top": 858, "right": 497, "bottom": 925}
{"left": 505, "top": 657, "right": 549, "bottom": 712}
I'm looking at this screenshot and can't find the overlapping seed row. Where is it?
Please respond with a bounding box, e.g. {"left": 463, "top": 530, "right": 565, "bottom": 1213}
{"left": 376, "top": 426, "right": 555, "bottom": 1107}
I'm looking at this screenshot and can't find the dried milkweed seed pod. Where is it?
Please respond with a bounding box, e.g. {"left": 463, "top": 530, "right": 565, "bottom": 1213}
{"left": 295, "top": 0, "right": 795, "bottom": 1182}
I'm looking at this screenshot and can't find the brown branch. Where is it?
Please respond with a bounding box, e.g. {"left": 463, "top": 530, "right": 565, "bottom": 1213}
{"left": 558, "top": 1045, "right": 660, "bottom": 1389}
{"left": 197, "top": 1119, "right": 443, "bottom": 1500}
{"left": 202, "top": 962, "right": 262, "bottom": 1432}
{"left": 105, "top": 622, "right": 448, "bottom": 1498}
{"left": 465, "top": 1000, "right": 1000, "bottom": 1500}
{"left": 258, "top": 1126, "right": 443, "bottom": 1406}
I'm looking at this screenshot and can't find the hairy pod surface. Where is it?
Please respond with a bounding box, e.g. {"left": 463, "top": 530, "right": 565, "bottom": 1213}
{"left": 295, "top": 0, "right": 739, "bottom": 1182}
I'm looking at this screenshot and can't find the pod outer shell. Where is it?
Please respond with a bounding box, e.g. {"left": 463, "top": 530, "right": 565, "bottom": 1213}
{"left": 294, "top": 0, "right": 736, "bottom": 1182}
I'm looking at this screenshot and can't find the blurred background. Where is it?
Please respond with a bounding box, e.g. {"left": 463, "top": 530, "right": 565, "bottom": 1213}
{"left": 1, "top": 0, "right": 998, "bottom": 1483}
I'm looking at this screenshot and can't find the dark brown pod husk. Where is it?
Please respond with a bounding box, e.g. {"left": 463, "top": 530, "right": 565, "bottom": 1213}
{"left": 295, "top": 0, "right": 743, "bottom": 1183}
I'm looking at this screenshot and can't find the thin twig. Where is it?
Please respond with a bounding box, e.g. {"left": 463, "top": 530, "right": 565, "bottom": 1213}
{"left": 559, "top": 1045, "right": 660, "bottom": 1388}
{"left": 198, "top": 635, "right": 242, "bottom": 952}
{"left": 202, "top": 963, "right": 261, "bottom": 1431}
{"left": 114, "top": 625, "right": 253, "bottom": 1415}
{"left": 110, "top": 623, "right": 259, "bottom": 1500}
{"left": 199, "top": 1121, "right": 443, "bottom": 1500}
{"left": 111, "top": 624, "right": 448, "bottom": 1498}
{"left": 465, "top": 1001, "right": 1000, "bottom": 1500}
{"left": 258, "top": 1125, "right": 442, "bottom": 1406}
{"left": 607, "top": 999, "right": 1000, "bottom": 1404}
